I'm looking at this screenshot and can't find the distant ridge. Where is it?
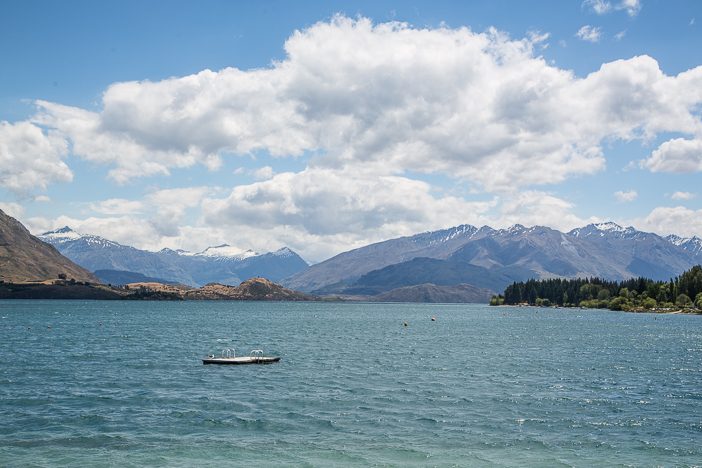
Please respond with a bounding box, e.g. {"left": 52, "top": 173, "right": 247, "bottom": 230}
{"left": 39, "top": 227, "right": 308, "bottom": 287}
{"left": 284, "top": 222, "right": 702, "bottom": 295}
{"left": 371, "top": 283, "right": 493, "bottom": 303}
{"left": 0, "top": 210, "right": 96, "bottom": 283}
{"left": 93, "top": 269, "right": 179, "bottom": 286}
{"left": 285, "top": 224, "right": 481, "bottom": 292}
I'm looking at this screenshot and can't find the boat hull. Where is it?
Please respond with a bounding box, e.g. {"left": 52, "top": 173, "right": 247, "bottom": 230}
{"left": 202, "top": 356, "right": 281, "bottom": 365}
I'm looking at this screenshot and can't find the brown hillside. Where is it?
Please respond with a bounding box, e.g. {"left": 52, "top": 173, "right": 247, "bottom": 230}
{"left": 184, "top": 277, "right": 316, "bottom": 300}
{"left": 0, "top": 209, "right": 97, "bottom": 283}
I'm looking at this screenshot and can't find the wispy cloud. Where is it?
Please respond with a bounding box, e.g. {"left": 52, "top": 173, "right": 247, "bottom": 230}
{"left": 584, "top": 0, "right": 641, "bottom": 16}
{"left": 614, "top": 30, "right": 626, "bottom": 40}
{"left": 89, "top": 198, "right": 144, "bottom": 215}
{"left": 614, "top": 190, "right": 639, "bottom": 203}
{"left": 670, "top": 191, "right": 696, "bottom": 201}
{"left": 253, "top": 166, "right": 274, "bottom": 180}
{"left": 584, "top": 0, "right": 612, "bottom": 15}
{"left": 619, "top": 0, "right": 641, "bottom": 17}
{"left": 527, "top": 30, "right": 550, "bottom": 49}
{"left": 576, "top": 25, "right": 602, "bottom": 42}
{"left": 614, "top": 190, "right": 638, "bottom": 202}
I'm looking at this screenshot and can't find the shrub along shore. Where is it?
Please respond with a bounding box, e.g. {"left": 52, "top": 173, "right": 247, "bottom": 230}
{"left": 490, "top": 265, "right": 702, "bottom": 313}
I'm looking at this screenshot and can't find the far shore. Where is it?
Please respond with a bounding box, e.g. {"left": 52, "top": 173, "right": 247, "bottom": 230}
{"left": 0, "top": 277, "right": 317, "bottom": 301}
{"left": 491, "top": 303, "right": 702, "bottom": 315}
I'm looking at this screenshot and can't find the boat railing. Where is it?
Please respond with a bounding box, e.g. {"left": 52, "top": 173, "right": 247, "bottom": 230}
{"left": 250, "top": 349, "right": 263, "bottom": 358}
{"left": 221, "top": 348, "right": 235, "bottom": 358}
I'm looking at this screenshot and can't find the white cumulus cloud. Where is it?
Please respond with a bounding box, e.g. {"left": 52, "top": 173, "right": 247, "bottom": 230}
{"left": 0, "top": 120, "right": 72, "bottom": 194}
{"left": 0, "top": 202, "right": 25, "bottom": 219}
{"left": 199, "top": 167, "right": 500, "bottom": 260}
{"left": 24, "top": 16, "right": 701, "bottom": 194}
{"left": 32, "top": 101, "right": 222, "bottom": 184}
{"left": 11, "top": 15, "right": 702, "bottom": 258}
{"left": 203, "top": 168, "right": 494, "bottom": 235}
{"left": 27, "top": 214, "right": 164, "bottom": 251}
{"left": 496, "top": 190, "right": 596, "bottom": 231}
{"left": 145, "top": 186, "right": 216, "bottom": 237}
{"left": 633, "top": 206, "right": 702, "bottom": 238}
{"left": 642, "top": 138, "right": 702, "bottom": 172}
{"left": 89, "top": 198, "right": 144, "bottom": 215}
{"left": 26, "top": 178, "right": 600, "bottom": 262}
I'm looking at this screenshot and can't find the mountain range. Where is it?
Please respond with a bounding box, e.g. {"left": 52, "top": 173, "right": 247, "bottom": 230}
{"left": 39, "top": 227, "right": 308, "bottom": 287}
{"left": 284, "top": 222, "right": 702, "bottom": 297}
{"left": 24, "top": 218, "right": 702, "bottom": 303}
{"left": 0, "top": 209, "right": 96, "bottom": 283}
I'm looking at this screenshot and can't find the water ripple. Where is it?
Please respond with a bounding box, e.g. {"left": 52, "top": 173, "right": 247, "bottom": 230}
{"left": 1, "top": 300, "right": 701, "bottom": 465}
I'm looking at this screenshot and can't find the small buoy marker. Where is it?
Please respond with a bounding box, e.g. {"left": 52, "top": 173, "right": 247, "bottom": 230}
{"left": 403, "top": 322, "right": 408, "bottom": 327}
{"left": 431, "top": 316, "right": 436, "bottom": 321}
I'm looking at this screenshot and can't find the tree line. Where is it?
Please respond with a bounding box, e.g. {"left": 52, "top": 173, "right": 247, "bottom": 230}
{"left": 490, "top": 265, "right": 702, "bottom": 311}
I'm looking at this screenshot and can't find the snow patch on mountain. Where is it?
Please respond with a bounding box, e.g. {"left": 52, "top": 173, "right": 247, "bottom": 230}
{"left": 272, "top": 247, "right": 296, "bottom": 258}
{"left": 39, "top": 226, "right": 82, "bottom": 242}
{"left": 667, "top": 234, "right": 702, "bottom": 255}
{"left": 570, "top": 222, "right": 627, "bottom": 238}
{"left": 593, "top": 222, "right": 625, "bottom": 232}
{"left": 40, "top": 226, "right": 121, "bottom": 249}
{"left": 666, "top": 234, "right": 686, "bottom": 246}
{"left": 196, "top": 244, "right": 259, "bottom": 259}
{"left": 441, "top": 224, "right": 478, "bottom": 242}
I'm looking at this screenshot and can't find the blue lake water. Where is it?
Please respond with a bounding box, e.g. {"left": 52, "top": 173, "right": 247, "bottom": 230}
{"left": 0, "top": 300, "right": 701, "bottom": 467}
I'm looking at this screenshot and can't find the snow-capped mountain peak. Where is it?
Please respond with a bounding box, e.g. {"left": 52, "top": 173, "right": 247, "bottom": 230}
{"left": 498, "top": 224, "right": 526, "bottom": 234}
{"left": 272, "top": 247, "right": 294, "bottom": 257}
{"left": 593, "top": 221, "right": 625, "bottom": 232}
{"left": 666, "top": 234, "right": 686, "bottom": 246}
{"left": 39, "top": 227, "right": 122, "bottom": 249}
{"left": 666, "top": 234, "right": 702, "bottom": 255}
{"left": 158, "top": 247, "right": 192, "bottom": 255}
{"left": 426, "top": 224, "right": 479, "bottom": 246}
{"left": 40, "top": 226, "right": 82, "bottom": 242}
{"left": 37, "top": 231, "right": 308, "bottom": 286}
{"left": 196, "top": 244, "right": 259, "bottom": 259}
{"left": 569, "top": 221, "right": 633, "bottom": 238}
{"left": 271, "top": 247, "right": 307, "bottom": 263}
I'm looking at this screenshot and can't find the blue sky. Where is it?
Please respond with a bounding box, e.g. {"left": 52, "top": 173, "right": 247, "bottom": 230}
{"left": 1, "top": 0, "right": 701, "bottom": 261}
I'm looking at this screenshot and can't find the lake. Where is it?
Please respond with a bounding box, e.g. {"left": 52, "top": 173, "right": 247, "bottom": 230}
{"left": 1, "top": 301, "right": 700, "bottom": 466}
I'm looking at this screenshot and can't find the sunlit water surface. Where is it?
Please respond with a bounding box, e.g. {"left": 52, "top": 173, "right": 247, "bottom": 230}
{"left": 1, "top": 301, "right": 701, "bottom": 466}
